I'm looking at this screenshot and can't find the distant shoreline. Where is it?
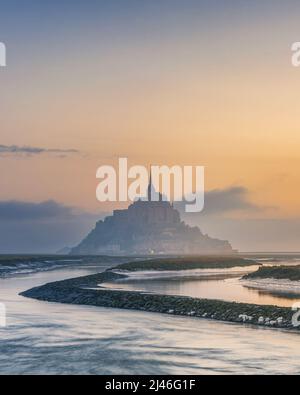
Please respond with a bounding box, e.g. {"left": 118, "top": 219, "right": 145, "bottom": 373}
{"left": 20, "top": 270, "right": 299, "bottom": 333}
{"left": 111, "top": 256, "right": 258, "bottom": 272}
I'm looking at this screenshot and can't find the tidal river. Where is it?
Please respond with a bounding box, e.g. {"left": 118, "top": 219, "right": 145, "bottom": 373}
{"left": 0, "top": 260, "right": 299, "bottom": 375}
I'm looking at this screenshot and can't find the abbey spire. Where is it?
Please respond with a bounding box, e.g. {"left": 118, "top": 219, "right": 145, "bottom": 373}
{"left": 147, "top": 166, "right": 152, "bottom": 201}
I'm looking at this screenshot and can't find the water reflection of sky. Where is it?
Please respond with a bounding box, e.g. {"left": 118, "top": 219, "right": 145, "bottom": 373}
{"left": 1, "top": 265, "right": 300, "bottom": 374}
{"left": 102, "top": 267, "right": 300, "bottom": 308}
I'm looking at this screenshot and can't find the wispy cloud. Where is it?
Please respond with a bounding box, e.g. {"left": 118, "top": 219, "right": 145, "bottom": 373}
{"left": 0, "top": 145, "right": 79, "bottom": 157}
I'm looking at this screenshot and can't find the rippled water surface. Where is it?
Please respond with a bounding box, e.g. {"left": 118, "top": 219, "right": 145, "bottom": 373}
{"left": 0, "top": 258, "right": 300, "bottom": 375}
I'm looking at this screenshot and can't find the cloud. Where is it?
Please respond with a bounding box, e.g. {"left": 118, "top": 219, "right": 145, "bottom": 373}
{"left": 0, "top": 145, "right": 79, "bottom": 157}
{"left": 0, "top": 200, "right": 106, "bottom": 253}
{"left": 202, "top": 186, "right": 261, "bottom": 215}
{"left": 0, "top": 200, "right": 74, "bottom": 221}
{"left": 176, "top": 186, "right": 262, "bottom": 216}
{"left": 173, "top": 186, "right": 288, "bottom": 252}
{"left": 0, "top": 215, "right": 97, "bottom": 254}
{"left": 187, "top": 216, "right": 300, "bottom": 253}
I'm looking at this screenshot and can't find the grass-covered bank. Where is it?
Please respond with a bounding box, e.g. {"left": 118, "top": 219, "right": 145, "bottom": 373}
{"left": 112, "top": 256, "right": 258, "bottom": 272}
{"left": 244, "top": 266, "right": 300, "bottom": 282}
{"left": 20, "top": 270, "right": 298, "bottom": 332}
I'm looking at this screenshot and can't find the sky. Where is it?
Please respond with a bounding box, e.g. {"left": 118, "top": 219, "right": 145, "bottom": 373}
{"left": 1, "top": 0, "right": 300, "bottom": 252}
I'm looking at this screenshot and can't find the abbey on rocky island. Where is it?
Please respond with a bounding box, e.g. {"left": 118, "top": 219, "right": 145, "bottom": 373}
{"left": 71, "top": 183, "right": 234, "bottom": 255}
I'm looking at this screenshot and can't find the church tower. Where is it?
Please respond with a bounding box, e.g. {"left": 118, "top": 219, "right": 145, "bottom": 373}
{"left": 147, "top": 168, "right": 152, "bottom": 202}
{"left": 147, "top": 166, "right": 163, "bottom": 202}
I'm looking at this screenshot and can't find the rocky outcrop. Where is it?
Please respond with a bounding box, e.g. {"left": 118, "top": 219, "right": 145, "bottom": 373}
{"left": 71, "top": 199, "right": 234, "bottom": 255}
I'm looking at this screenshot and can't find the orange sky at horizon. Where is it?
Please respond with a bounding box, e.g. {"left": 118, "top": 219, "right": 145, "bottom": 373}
{"left": 1, "top": 1, "right": 300, "bottom": 222}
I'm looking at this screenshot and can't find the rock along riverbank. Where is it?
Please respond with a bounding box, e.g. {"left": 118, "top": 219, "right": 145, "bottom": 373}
{"left": 20, "top": 271, "right": 299, "bottom": 332}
